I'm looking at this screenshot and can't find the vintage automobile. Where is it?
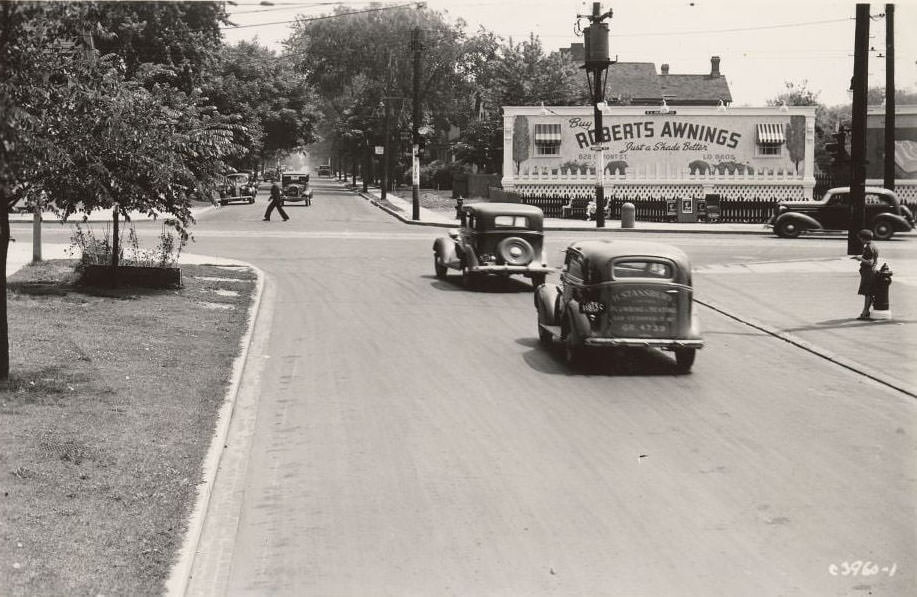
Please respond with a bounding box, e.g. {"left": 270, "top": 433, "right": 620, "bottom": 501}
{"left": 317, "top": 164, "right": 332, "bottom": 177}
{"left": 217, "top": 172, "right": 257, "bottom": 205}
{"left": 433, "top": 203, "right": 554, "bottom": 288}
{"left": 767, "top": 186, "right": 914, "bottom": 240}
{"left": 535, "top": 240, "right": 704, "bottom": 372}
{"left": 281, "top": 172, "right": 313, "bottom": 205}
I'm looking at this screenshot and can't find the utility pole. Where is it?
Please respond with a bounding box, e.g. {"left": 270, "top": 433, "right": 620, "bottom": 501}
{"left": 382, "top": 100, "right": 390, "bottom": 200}
{"left": 411, "top": 27, "right": 422, "bottom": 221}
{"left": 578, "top": 2, "right": 614, "bottom": 228}
{"left": 848, "top": 3, "right": 869, "bottom": 255}
{"left": 884, "top": 3, "right": 895, "bottom": 191}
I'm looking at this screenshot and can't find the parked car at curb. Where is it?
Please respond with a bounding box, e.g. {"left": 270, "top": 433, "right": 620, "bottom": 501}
{"left": 433, "top": 203, "right": 555, "bottom": 289}
{"left": 317, "top": 164, "right": 332, "bottom": 177}
{"left": 535, "top": 240, "right": 703, "bottom": 372}
{"left": 217, "top": 172, "right": 257, "bottom": 205}
{"left": 766, "top": 186, "right": 914, "bottom": 240}
{"left": 281, "top": 172, "right": 313, "bottom": 205}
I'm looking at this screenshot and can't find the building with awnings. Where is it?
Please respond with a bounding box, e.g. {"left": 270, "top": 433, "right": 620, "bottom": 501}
{"left": 501, "top": 104, "right": 817, "bottom": 205}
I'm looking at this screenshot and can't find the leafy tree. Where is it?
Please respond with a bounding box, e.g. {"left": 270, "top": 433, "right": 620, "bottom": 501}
{"left": 867, "top": 86, "right": 917, "bottom": 105}
{"left": 286, "top": 5, "right": 490, "bottom": 174}
{"left": 0, "top": 2, "right": 239, "bottom": 379}
{"left": 202, "top": 41, "right": 319, "bottom": 172}
{"left": 452, "top": 118, "right": 502, "bottom": 172}
{"left": 87, "top": 0, "right": 229, "bottom": 90}
{"left": 456, "top": 35, "right": 585, "bottom": 172}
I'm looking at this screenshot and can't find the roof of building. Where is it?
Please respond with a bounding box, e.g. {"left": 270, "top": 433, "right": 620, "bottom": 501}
{"left": 561, "top": 45, "right": 732, "bottom": 106}
{"left": 659, "top": 74, "right": 732, "bottom": 105}
{"left": 606, "top": 63, "right": 661, "bottom": 103}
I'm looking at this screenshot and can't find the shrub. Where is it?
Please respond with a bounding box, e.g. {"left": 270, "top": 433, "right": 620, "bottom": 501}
{"left": 69, "top": 223, "right": 185, "bottom": 268}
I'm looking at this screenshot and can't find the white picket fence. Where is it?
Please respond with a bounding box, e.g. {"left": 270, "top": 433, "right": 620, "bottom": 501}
{"left": 514, "top": 163, "right": 802, "bottom": 184}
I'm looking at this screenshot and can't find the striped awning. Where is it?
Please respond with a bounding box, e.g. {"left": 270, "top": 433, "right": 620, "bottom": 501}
{"left": 756, "top": 123, "right": 785, "bottom": 145}
{"left": 534, "top": 123, "right": 562, "bottom": 144}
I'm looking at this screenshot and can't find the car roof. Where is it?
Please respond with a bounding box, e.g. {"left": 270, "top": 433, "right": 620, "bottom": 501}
{"left": 282, "top": 172, "right": 310, "bottom": 176}
{"left": 567, "top": 239, "right": 690, "bottom": 263}
{"left": 465, "top": 202, "right": 545, "bottom": 217}
{"left": 826, "top": 186, "right": 897, "bottom": 196}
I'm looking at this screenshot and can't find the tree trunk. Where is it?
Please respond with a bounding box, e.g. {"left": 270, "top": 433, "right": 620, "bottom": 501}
{"left": 0, "top": 189, "right": 11, "bottom": 379}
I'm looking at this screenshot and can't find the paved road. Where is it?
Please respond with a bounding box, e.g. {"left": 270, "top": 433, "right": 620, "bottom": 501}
{"left": 15, "top": 182, "right": 912, "bottom": 594}
{"left": 153, "top": 180, "right": 914, "bottom": 596}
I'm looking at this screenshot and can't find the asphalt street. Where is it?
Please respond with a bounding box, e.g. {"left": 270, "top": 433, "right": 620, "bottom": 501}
{"left": 9, "top": 180, "right": 915, "bottom": 595}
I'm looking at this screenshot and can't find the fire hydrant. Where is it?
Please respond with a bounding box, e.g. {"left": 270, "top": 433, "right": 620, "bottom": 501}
{"left": 872, "top": 262, "right": 893, "bottom": 319}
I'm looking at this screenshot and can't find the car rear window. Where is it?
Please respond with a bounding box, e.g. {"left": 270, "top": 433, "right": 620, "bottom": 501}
{"left": 493, "top": 215, "right": 529, "bottom": 228}
{"left": 612, "top": 260, "right": 673, "bottom": 279}
{"left": 283, "top": 175, "right": 309, "bottom": 185}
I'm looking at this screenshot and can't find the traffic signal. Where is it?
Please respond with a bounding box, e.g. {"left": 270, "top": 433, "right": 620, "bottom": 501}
{"left": 824, "top": 130, "right": 849, "bottom": 164}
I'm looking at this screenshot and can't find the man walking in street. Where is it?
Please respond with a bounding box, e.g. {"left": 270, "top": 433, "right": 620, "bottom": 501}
{"left": 263, "top": 180, "right": 289, "bottom": 221}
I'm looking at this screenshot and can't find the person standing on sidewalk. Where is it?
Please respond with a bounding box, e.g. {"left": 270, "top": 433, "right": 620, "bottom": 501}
{"left": 854, "top": 228, "right": 878, "bottom": 320}
{"left": 263, "top": 180, "right": 289, "bottom": 221}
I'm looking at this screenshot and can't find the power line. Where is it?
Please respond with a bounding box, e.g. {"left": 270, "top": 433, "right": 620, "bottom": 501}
{"left": 222, "top": 2, "right": 420, "bottom": 29}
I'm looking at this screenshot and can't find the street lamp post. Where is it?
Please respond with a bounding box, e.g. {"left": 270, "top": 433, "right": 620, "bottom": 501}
{"left": 579, "top": 3, "right": 614, "bottom": 228}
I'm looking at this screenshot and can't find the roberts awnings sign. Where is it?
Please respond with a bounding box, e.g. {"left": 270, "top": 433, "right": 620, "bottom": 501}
{"left": 756, "top": 123, "right": 785, "bottom": 145}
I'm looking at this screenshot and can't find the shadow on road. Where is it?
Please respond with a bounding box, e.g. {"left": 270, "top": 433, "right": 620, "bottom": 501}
{"left": 425, "top": 275, "right": 537, "bottom": 293}
{"left": 517, "top": 339, "right": 687, "bottom": 377}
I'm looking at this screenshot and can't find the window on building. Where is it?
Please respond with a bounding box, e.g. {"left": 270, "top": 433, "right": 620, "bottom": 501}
{"left": 756, "top": 123, "right": 785, "bottom": 157}
{"left": 534, "top": 123, "right": 562, "bottom": 156}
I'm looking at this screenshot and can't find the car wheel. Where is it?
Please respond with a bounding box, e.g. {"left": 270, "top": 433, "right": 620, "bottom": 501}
{"left": 872, "top": 220, "right": 894, "bottom": 240}
{"left": 530, "top": 273, "right": 546, "bottom": 288}
{"left": 675, "top": 348, "right": 696, "bottom": 373}
{"left": 776, "top": 219, "right": 801, "bottom": 239}
{"left": 249, "top": 198, "right": 255, "bottom": 204}
{"left": 434, "top": 254, "right": 447, "bottom": 279}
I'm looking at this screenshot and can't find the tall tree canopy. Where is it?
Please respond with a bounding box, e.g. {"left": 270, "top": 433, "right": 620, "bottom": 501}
{"left": 285, "top": 5, "right": 489, "bottom": 164}
{"left": 203, "top": 41, "right": 319, "bottom": 171}
{"left": 88, "top": 0, "right": 229, "bottom": 90}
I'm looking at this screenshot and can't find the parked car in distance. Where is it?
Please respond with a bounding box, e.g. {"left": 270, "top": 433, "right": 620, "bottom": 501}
{"left": 217, "top": 172, "right": 257, "bottom": 205}
{"left": 281, "top": 172, "right": 312, "bottom": 205}
{"left": 535, "top": 240, "right": 703, "bottom": 372}
{"left": 317, "top": 164, "right": 332, "bottom": 177}
{"left": 433, "top": 203, "right": 554, "bottom": 289}
{"left": 767, "top": 186, "right": 914, "bottom": 240}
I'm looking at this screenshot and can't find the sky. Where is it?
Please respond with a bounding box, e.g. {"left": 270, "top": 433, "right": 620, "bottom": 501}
{"left": 221, "top": 0, "right": 917, "bottom": 107}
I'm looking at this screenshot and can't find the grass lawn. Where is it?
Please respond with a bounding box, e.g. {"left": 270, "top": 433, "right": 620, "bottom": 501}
{"left": 0, "top": 259, "right": 256, "bottom": 596}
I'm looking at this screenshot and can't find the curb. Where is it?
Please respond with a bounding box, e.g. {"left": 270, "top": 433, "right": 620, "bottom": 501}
{"left": 163, "top": 257, "right": 267, "bottom": 597}
{"left": 694, "top": 297, "right": 916, "bottom": 399}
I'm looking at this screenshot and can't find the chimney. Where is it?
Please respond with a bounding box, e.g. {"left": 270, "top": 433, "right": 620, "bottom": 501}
{"left": 661, "top": 63, "right": 669, "bottom": 75}
{"left": 710, "top": 56, "right": 721, "bottom": 77}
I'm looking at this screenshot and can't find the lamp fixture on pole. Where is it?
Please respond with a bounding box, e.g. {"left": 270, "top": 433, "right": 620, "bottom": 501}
{"left": 577, "top": 2, "right": 615, "bottom": 228}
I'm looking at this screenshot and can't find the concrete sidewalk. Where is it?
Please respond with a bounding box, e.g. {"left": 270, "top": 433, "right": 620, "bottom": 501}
{"left": 7, "top": 203, "right": 218, "bottom": 225}
{"left": 357, "top": 185, "right": 769, "bottom": 234}
{"left": 353, "top": 182, "right": 916, "bottom": 398}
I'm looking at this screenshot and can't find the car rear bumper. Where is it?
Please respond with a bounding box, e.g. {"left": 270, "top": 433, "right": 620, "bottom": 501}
{"left": 470, "top": 264, "right": 555, "bottom": 275}
{"left": 584, "top": 337, "right": 704, "bottom": 350}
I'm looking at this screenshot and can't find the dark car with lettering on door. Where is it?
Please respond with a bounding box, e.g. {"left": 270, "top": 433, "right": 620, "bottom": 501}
{"left": 535, "top": 240, "right": 703, "bottom": 372}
